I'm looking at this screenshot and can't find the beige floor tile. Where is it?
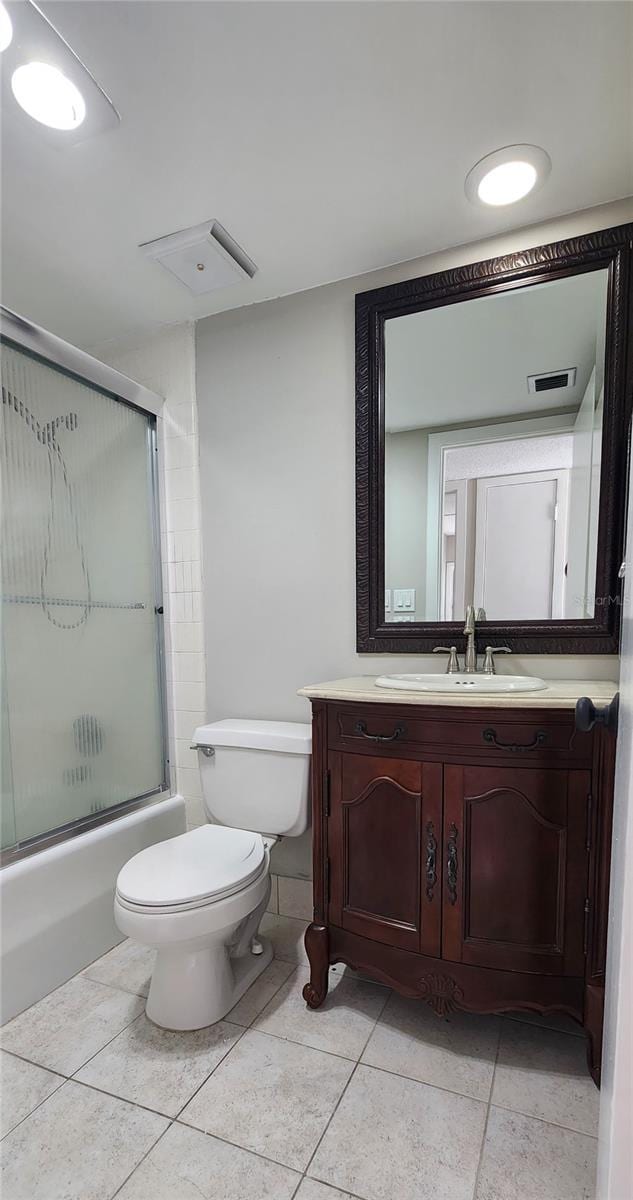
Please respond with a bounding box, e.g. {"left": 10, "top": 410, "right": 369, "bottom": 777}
{"left": 362, "top": 994, "right": 500, "bottom": 1100}
{"left": 476, "top": 1106, "right": 597, "bottom": 1200}
{"left": 180, "top": 1028, "right": 354, "bottom": 1171}
{"left": 254, "top": 966, "right": 388, "bottom": 1060}
{"left": 117, "top": 1121, "right": 300, "bottom": 1199}
{"left": 83, "top": 939, "right": 155, "bottom": 997}
{"left": 75, "top": 1013, "right": 242, "bottom": 1117}
{"left": 309, "top": 1063, "right": 487, "bottom": 1200}
{"left": 296, "top": 1181, "right": 358, "bottom": 1200}
{"left": 260, "top": 913, "right": 309, "bottom": 962}
{"left": 503, "top": 1009, "right": 584, "bottom": 1036}
{"left": 278, "top": 876, "right": 313, "bottom": 921}
{"left": 227, "top": 959, "right": 295, "bottom": 1026}
{"left": 0, "top": 976, "right": 144, "bottom": 1075}
{"left": 492, "top": 1022, "right": 599, "bottom": 1135}
{"left": 0, "top": 1051, "right": 64, "bottom": 1138}
{"left": 0, "top": 1080, "right": 167, "bottom": 1200}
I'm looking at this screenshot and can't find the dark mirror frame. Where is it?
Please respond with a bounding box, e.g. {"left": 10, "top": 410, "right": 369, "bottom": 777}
{"left": 356, "top": 222, "right": 633, "bottom": 655}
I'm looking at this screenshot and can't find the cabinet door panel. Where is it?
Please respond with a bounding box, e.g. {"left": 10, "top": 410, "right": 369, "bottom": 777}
{"left": 443, "top": 765, "right": 588, "bottom": 975}
{"left": 329, "top": 752, "right": 442, "bottom": 955}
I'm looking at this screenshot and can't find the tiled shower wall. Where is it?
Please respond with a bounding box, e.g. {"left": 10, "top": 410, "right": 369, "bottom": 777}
{"left": 97, "top": 324, "right": 207, "bottom": 830}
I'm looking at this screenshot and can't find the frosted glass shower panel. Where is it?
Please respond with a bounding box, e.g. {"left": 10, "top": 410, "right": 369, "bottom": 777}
{"left": 1, "top": 343, "right": 165, "bottom": 849}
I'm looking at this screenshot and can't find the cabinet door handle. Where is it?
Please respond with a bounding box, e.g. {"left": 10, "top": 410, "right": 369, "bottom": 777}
{"left": 425, "top": 821, "right": 437, "bottom": 901}
{"left": 446, "top": 822, "right": 458, "bottom": 905}
{"left": 354, "top": 720, "right": 405, "bottom": 743}
{"left": 482, "top": 728, "right": 547, "bottom": 752}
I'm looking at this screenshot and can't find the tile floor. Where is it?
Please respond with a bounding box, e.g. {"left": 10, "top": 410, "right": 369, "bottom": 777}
{"left": 0, "top": 914, "right": 599, "bottom": 1200}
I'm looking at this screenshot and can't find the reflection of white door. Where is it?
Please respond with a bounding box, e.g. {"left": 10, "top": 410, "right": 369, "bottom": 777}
{"left": 473, "top": 469, "right": 569, "bottom": 620}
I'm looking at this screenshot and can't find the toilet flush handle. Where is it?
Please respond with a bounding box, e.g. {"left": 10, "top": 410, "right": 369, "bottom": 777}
{"left": 190, "top": 743, "right": 215, "bottom": 757}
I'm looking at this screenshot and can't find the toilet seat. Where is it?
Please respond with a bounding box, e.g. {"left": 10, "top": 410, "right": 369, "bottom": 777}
{"left": 116, "top": 825, "right": 267, "bottom": 914}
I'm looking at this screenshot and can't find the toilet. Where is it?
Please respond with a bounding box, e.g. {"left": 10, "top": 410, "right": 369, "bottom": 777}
{"left": 114, "top": 719, "right": 311, "bottom": 1030}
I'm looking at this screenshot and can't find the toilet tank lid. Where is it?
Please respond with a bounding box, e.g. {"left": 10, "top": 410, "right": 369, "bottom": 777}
{"left": 194, "top": 719, "right": 312, "bottom": 755}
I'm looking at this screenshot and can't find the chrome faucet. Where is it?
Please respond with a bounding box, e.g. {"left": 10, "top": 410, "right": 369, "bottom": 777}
{"left": 463, "top": 604, "right": 477, "bottom": 673}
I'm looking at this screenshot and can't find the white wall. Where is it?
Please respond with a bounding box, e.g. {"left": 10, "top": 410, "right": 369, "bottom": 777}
{"left": 598, "top": 473, "right": 633, "bottom": 1200}
{"left": 196, "top": 200, "right": 629, "bottom": 877}
{"left": 97, "top": 324, "right": 207, "bottom": 832}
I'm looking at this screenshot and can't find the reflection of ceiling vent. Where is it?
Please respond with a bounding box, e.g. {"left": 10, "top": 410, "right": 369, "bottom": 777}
{"left": 140, "top": 220, "right": 257, "bottom": 295}
{"left": 527, "top": 367, "right": 577, "bottom": 394}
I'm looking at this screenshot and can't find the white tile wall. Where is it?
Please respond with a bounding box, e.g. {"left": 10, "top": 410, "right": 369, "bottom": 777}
{"left": 97, "top": 324, "right": 207, "bottom": 830}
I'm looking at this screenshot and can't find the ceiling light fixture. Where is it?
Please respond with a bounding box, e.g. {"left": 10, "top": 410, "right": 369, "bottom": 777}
{"left": 11, "top": 61, "right": 86, "bottom": 130}
{"left": 1, "top": 0, "right": 119, "bottom": 145}
{"left": 465, "top": 145, "right": 551, "bottom": 207}
{"left": 0, "top": 2, "right": 12, "bottom": 52}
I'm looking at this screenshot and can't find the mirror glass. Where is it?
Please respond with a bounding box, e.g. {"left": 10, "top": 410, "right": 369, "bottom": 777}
{"left": 384, "top": 269, "right": 609, "bottom": 623}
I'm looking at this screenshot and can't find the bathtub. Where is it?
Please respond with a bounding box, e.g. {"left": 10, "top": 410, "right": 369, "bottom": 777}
{"left": 0, "top": 793, "right": 186, "bottom": 1022}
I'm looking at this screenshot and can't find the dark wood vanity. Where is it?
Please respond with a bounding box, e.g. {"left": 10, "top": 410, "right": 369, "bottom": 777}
{"left": 301, "top": 685, "right": 617, "bottom": 1085}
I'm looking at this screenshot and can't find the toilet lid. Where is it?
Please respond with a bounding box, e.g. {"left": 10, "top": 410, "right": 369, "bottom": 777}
{"left": 116, "top": 825, "right": 266, "bottom": 909}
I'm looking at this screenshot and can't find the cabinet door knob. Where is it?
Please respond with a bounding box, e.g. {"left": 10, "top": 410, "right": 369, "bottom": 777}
{"left": 575, "top": 694, "right": 619, "bottom": 736}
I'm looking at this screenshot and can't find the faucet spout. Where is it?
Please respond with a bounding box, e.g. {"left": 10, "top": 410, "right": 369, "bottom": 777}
{"left": 463, "top": 605, "right": 477, "bottom": 673}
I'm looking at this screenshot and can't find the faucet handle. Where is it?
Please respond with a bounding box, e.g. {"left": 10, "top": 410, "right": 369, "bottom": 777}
{"left": 433, "top": 646, "right": 460, "bottom": 674}
{"left": 483, "top": 646, "right": 512, "bottom": 675}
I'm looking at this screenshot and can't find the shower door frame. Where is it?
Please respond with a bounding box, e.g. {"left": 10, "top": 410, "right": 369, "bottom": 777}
{"left": 1, "top": 307, "right": 171, "bottom": 866}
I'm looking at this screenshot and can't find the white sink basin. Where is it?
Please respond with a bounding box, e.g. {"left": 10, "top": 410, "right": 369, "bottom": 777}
{"left": 375, "top": 673, "right": 548, "bottom": 694}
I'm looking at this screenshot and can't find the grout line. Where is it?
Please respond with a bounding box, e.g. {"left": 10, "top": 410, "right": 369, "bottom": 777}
{"left": 502, "top": 1012, "right": 585, "bottom": 1038}
{"left": 299, "top": 981, "right": 392, "bottom": 1191}
{"left": 171, "top": 1025, "right": 250, "bottom": 1122}
{"left": 471, "top": 1021, "right": 502, "bottom": 1200}
{"left": 0, "top": 1070, "right": 67, "bottom": 1142}
{"left": 489, "top": 1100, "right": 600, "bottom": 1140}
{"left": 65, "top": 1076, "right": 176, "bottom": 1123}
{"left": 110, "top": 1120, "right": 174, "bottom": 1200}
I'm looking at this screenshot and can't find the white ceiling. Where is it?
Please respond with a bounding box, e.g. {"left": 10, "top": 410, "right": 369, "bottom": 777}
{"left": 385, "top": 270, "right": 608, "bottom": 431}
{"left": 1, "top": 1, "right": 632, "bottom": 350}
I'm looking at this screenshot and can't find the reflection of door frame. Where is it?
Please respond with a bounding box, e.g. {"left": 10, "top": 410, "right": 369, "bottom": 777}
{"left": 473, "top": 468, "right": 570, "bottom": 619}
{"left": 425, "top": 413, "right": 576, "bottom": 619}
{"left": 440, "top": 478, "right": 474, "bottom": 621}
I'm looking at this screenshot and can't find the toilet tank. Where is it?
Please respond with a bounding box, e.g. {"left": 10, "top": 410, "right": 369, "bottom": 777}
{"left": 192, "top": 719, "right": 311, "bottom": 837}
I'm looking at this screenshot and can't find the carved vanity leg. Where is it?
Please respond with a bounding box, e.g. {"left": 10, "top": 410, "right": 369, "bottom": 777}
{"left": 303, "top": 923, "right": 329, "bottom": 1008}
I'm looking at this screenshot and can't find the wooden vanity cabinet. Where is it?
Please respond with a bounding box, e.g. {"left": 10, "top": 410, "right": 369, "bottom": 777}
{"left": 303, "top": 700, "right": 616, "bottom": 1084}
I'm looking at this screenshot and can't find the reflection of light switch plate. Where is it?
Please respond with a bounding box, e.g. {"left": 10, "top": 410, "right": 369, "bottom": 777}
{"left": 393, "top": 588, "right": 415, "bottom": 612}
{"left": 385, "top": 589, "right": 391, "bottom": 612}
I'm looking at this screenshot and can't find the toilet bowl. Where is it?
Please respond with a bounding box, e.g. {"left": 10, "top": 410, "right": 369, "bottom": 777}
{"left": 114, "top": 719, "right": 311, "bottom": 1030}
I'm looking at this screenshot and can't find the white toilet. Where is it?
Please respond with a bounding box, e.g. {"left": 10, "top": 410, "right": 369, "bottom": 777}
{"left": 114, "top": 719, "right": 311, "bottom": 1030}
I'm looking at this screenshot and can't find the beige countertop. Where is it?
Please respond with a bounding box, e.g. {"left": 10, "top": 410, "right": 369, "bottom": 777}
{"left": 298, "top": 675, "right": 618, "bottom": 709}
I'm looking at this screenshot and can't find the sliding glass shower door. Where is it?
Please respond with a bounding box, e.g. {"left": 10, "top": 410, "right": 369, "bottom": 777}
{"left": 1, "top": 340, "right": 167, "bottom": 858}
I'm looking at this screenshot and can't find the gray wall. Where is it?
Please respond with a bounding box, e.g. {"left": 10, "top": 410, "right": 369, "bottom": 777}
{"left": 385, "top": 429, "right": 428, "bottom": 618}
{"left": 196, "top": 200, "right": 628, "bottom": 877}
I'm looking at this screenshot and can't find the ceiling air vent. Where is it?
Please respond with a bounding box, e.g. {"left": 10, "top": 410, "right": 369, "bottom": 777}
{"left": 527, "top": 367, "right": 577, "bottom": 394}
{"left": 140, "top": 221, "right": 257, "bottom": 295}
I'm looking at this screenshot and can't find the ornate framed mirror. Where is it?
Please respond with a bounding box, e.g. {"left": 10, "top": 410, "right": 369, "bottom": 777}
{"left": 356, "top": 223, "right": 632, "bottom": 654}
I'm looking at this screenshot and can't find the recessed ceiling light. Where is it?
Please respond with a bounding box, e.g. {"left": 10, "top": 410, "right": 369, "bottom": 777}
{"left": 11, "top": 61, "right": 86, "bottom": 130}
{"left": 465, "top": 145, "right": 551, "bottom": 207}
{"left": 0, "top": 2, "right": 12, "bottom": 52}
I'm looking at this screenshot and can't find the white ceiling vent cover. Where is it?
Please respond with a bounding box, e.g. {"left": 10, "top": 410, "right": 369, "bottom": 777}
{"left": 527, "top": 367, "right": 577, "bottom": 394}
{"left": 140, "top": 221, "right": 257, "bottom": 295}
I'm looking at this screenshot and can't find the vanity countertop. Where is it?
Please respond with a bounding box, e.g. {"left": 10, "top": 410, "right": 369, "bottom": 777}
{"left": 298, "top": 675, "right": 618, "bottom": 709}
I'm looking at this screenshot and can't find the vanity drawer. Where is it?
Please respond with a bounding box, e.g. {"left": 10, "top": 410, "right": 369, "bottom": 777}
{"left": 327, "top": 704, "right": 592, "bottom": 765}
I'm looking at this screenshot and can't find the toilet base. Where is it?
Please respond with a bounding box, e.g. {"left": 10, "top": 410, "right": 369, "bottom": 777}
{"left": 145, "top": 936, "right": 273, "bottom": 1031}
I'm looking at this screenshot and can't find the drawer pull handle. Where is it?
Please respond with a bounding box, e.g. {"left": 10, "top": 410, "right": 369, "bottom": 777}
{"left": 354, "top": 720, "right": 405, "bottom": 743}
{"left": 447, "top": 823, "right": 458, "bottom": 905}
{"left": 425, "top": 821, "right": 437, "bottom": 901}
{"left": 483, "top": 728, "right": 547, "bottom": 753}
